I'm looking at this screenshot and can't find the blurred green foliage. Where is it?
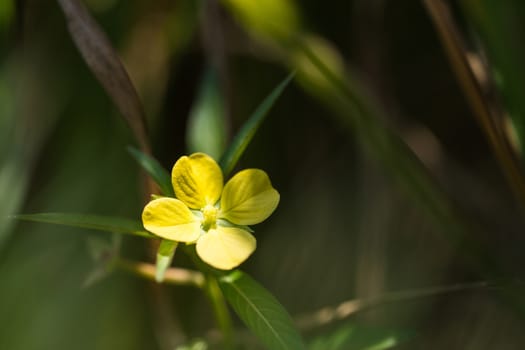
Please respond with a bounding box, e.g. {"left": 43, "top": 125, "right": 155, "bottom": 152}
{"left": 3, "top": 0, "right": 525, "bottom": 349}
{"left": 187, "top": 69, "right": 227, "bottom": 160}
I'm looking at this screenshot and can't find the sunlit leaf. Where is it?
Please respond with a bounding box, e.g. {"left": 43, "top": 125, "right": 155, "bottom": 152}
{"left": 219, "top": 270, "right": 305, "bottom": 350}
{"left": 219, "top": 72, "right": 294, "bottom": 176}
{"left": 14, "top": 213, "right": 154, "bottom": 238}
{"left": 128, "top": 146, "right": 174, "bottom": 197}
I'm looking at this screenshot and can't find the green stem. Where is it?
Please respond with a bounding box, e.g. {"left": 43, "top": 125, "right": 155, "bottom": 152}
{"left": 205, "top": 275, "right": 234, "bottom": 349}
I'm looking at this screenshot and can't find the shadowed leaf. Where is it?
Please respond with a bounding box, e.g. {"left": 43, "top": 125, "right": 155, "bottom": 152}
{"left": 422, "top": 0, "right": 525, "bottom": 209}
{"left": 56, "top": 0, "right": 150, "bottom": 152}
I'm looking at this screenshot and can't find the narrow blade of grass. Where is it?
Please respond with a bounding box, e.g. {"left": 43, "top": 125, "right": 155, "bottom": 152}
{"left": 460, "top": 0, "right": 525, "bottom": 157}
{"left": 128, "top": 146, "right": 174, "bottom": 197}
{"left": 56, "top": 0, "right": 150, "bottom": 152}
{"left": 423, "top": 0, "right": 525, "bottom": 209}
{"left": 14, "top": 213, "right": 154, "bottom": 238}
{"left": 219, "top": 72, "right": 294, "bottom": 176}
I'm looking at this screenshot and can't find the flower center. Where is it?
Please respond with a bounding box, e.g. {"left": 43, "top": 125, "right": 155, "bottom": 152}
{"left": 201, "top": 204, "right": 218, "bottom": 231}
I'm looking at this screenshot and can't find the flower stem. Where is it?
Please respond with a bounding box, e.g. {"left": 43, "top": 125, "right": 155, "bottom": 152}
{"left": 205, "top": 275, "right": 234, "bottom": 349}
{"left": 116, "top": 258, "right": 205, "bottom": 288}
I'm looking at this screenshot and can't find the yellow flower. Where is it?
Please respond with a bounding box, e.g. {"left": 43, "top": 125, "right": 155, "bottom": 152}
{"left": 142, "top": 153, "right": 280, "bottom": 270}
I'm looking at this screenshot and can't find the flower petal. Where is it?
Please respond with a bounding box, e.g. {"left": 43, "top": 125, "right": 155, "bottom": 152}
{"left": 196, "top": 226, "right": 256, "bottom": 270}
{"left": 172, "top": 153, "right": 223, "bottom": 209}
{"left": 220, "top": 169, "right": 279, "bottom": 225}
{"left": 142, "top": 197, "right": 201, "bottom": 242}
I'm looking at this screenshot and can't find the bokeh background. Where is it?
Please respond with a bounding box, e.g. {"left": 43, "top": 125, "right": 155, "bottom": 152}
{"left": 2, "top": 0, "right": 525, "bottom": 349}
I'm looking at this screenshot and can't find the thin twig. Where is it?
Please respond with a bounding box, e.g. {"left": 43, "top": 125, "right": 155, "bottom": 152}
{"left": 295, "top": 280, "right": 494, "bottom": 330}
{"left": 116, "top": 259, "right": 205, "bottom": 288}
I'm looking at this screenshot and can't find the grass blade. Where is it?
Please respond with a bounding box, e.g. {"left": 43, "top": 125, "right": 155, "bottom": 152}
{"left": 423, "top": 0, "right": 525, "bottom": 208}
{"left": 219, "top": 72, "right": 294, "bottom": 176}
{"left": 128, "top": 146, "right": 174, "bottom": 197}
{"left": 56, "top": 0, "right": 150, "bottom": 152}
{"left": 460, "top": 0, "right": 525, "bottom": 157}
{"left": 14, "top": 213, "right": 154, "bottom": 238}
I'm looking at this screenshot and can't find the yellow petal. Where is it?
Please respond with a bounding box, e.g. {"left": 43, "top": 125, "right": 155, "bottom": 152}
{"left": 196, "top": 226, "right": 256, "bottom": 270}
{"left": 142, "top": 197, "right": 201, "bottom": 242}
{"left": 172, "top": 153, "right": 223, "bottom": 209}
{"left": 220, "top": 169, "right": 280, "bottom": 225}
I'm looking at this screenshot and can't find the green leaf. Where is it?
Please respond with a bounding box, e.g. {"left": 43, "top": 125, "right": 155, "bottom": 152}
{"left": 14, "top": 213, "right": 154, "bottom": 238}
{"left": 219, "top": 270, "right": 305, "bottom": 350}
{"left": 219, "top": 72, "right": 295, "bottom": 176}
{"left": 128, "top": 146, "right": 174, "bottom": 197}
{"left": 309, "top": 323, "right": 415, "bottom": 350}
{"left": 187, "top": 67, "right": 227, "bottom": 160}
{"left": 156, "top": 240, "right": 178, "bottom": 282}
{"left": 56, "top": 0, "right": 150, "bottom": 151}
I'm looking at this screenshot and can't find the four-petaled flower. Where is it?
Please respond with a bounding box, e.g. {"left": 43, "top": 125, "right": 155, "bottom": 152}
{"left": 142, "top": 153, "right": 280, "bottom": 270}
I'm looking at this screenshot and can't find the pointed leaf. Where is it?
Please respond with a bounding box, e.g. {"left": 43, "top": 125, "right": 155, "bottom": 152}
{"left": 128, "top": 146, "right": 174, "bottom": 197}
{"left": 219, "top": 270, "right": 305, "bottom": 350}
{"left": 219, "top": 72, "right": 294, "bottom": 176}
{"left": 156, "top": 240, "right": 178, "bottom": 282}
{"left": 56, "top": 0, "right": 150, "bottom": 151}
{"left": 14, "top": 213, "right": 154, "bottom": 238}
